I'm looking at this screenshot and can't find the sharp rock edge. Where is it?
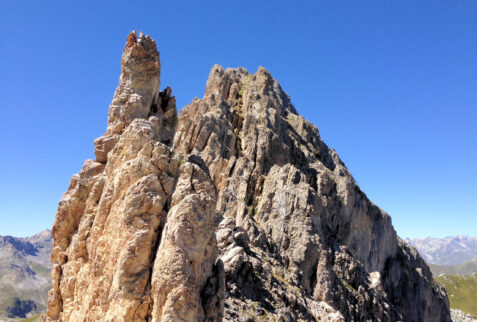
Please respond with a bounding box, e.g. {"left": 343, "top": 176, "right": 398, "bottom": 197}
{"left": 43, "top": 32, "right": 451, "bottom": 322}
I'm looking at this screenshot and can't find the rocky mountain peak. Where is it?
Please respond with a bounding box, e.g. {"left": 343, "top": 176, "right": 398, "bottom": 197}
{"left": 44, "top": 33, "right": 451, "bottom": 321}
{"left": 26, "top": 229, "right": 52, "bottom": 244}
{"left": 94, "top": 31, "right": 176, "bottom": 163}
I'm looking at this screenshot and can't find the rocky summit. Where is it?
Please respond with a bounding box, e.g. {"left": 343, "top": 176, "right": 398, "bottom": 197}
{"left": 43, "top": 31, "right": 451, "bottom": 321}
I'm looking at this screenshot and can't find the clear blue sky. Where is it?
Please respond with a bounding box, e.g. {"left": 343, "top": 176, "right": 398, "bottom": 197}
{"left": 0, "top": 1, "right": 476, "bottom": 238}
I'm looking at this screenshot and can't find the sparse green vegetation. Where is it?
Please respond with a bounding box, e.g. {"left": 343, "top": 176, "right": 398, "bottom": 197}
{"left": 271, "top": 271, "right": 287, "bottom": 285}
{"left": 314, "top": 149, "right": 321, "bottom": 158}
{"left": 247, "top": 205, "right": 257, "bottom": 216}
{"left": 430, "top": 258, "right": 477, "bottom": 276}
{"left": 20, "top": 314, "right": 42, "bottom": 321}
{"left": 247, "top": 205, "right": 253, "bottom": 214}
{"left": 286, "top": 114, "right": 298, "bottom": 129}
{"left": 239, "top": 75, "right": 252, "bottom": 97}
{"left": 435, "top": 273, "right": 477, "bottom": 317}
{"left": 343, "top": 281, "right": 357, "bottom": 292}
{"left": 271, "top": 270, "right": 301, "bottom": 295}
{"left": 28, "top": 262, "right": 50, "bottom": 276}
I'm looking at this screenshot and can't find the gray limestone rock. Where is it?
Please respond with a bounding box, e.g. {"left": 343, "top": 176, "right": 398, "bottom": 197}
{"left": 173, "top": 64, "right": 451, "bottom": 321}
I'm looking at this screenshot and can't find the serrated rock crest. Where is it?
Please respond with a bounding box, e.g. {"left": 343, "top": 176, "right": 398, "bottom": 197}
{"left": 44, "top": 32, "right": 451, "bottom": 321}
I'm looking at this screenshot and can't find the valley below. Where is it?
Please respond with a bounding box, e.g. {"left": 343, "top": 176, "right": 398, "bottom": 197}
{"left": 1, "top": 230, "right": 476, "bottom": 321}
{"left": 0, "top": 230, "right": 51, "bottom": 320}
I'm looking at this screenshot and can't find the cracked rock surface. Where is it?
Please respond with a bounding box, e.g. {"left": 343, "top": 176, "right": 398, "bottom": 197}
{"left": 44, "top": 32, "right": 451, "bottom": 321}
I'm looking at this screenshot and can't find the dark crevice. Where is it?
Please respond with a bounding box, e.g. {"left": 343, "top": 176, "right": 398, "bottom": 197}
{"left": 149, "top": 95, "right": 158, "bottom": 116}
{"left": 228, "top": 159, "right": 237, "bottom": 177}
{"left": 147, "top": 221, "right": 163, "bottom": 292}
{"left": 244, "top": 132, "right": 259, "bottom": 207}
{"left": 200, "top": 259, "right": 225, "bottom": 321}
{"left": 158, "top": 87, "right": 172, "bottom": 113}
{"left": 146, "top": 172, "right": 178, "bottom": 321}
{"left": 188, "top": 155, "right": 210, "bottom": 177}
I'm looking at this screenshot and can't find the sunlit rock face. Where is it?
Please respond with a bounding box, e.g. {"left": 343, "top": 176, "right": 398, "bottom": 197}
{"left": 44, "top": 32, "right": 451, "bottom": 322}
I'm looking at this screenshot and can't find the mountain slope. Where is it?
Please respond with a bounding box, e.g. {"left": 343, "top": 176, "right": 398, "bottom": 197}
{"left": 43, "top": 31, "right": 450, "bottom": 321}
{"left": 435, "top": 274, "right": 477, "bottom": 318}
{"left": 406, "top": 236, "right": 477, "bottom": 265}
{"left": 0, "top": 230, "right": 52, "bottom": 319}
{"left": 430, "top": 257, "right": 477, "bottom": 276}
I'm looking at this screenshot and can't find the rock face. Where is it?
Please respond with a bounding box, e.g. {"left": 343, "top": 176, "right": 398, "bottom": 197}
{"left": 44, "top": 32, "right": 451, "bottom": 321}
{"left": 46, "top": 31, "right": 217, "bottom": 322}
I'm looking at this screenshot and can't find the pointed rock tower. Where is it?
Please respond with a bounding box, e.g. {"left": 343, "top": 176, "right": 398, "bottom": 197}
{"left": 44, "top": 32, "right": 451, "bottom": 321}
{"left": 45, "top": 31, "right": 220, "bottom": 321}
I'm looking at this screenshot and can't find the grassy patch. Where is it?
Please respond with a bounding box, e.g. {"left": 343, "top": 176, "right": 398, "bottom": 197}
{"left": 20, "top": 314, "right": 42, "bottom": 321}
{"left": 343, "top": 281, "right": 357, "bottom": 292}
{"left": 435, "top": 273, "right": 477, "bottom": 317}
{"left": 28, "top": 262, "right": 50, "bottom": 277}
{"left": 271, "top": 271, "right": 286, "bottom": 285}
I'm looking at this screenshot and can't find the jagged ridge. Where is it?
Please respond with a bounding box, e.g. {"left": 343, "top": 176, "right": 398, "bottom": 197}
{"left": 44, "top": 32, "right": 451, "bottom": 321}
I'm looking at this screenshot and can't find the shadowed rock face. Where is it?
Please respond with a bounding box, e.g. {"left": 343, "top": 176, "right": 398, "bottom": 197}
{"left": 44, "top": 32, "right": 451, "bottom": 321}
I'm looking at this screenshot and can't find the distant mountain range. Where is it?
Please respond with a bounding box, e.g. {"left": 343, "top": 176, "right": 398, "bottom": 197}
{"left": 0, "top": 230, "right": 52, "bottom": 319}
{"left": 406, "top": 235, "right": 477, "bottom": 266}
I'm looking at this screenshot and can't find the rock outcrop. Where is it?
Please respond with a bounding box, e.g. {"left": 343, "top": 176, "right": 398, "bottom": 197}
{"left": 451, "top": 309, "right": 477, "bottom": 322}
{"left": 44, "top": 31, "right": 451, "bottom": 321}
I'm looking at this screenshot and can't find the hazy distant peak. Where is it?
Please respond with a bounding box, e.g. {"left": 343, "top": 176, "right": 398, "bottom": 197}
{"left": 407, "top": 235, "right": 477, "bottom": 266}
{"left": 25, "top": 229, "right": 52, "bottom": 244}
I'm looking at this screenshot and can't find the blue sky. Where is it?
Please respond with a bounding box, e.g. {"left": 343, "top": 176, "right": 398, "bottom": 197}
{"left": 0, "top": 1, "right": 476, "bottom": 238}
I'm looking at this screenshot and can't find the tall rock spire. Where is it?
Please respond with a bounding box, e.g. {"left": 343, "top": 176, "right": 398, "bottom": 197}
{"left": 45, "top": 32, "right": 219, "bottom": 321}
{"left": 94, "top": 31, "right": 176, "bottom": 163}
{"left": 108, "top": 30, "right": 161, "bottom": 134}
